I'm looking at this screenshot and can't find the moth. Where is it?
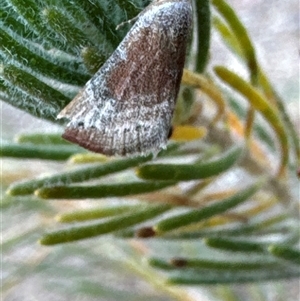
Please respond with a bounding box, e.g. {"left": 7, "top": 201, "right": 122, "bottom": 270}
{"left": 58, "top": 0, "right": 193, "bottom": 156}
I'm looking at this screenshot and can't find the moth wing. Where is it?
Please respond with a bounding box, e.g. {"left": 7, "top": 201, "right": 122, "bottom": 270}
{"left": 58, "top": 1, "right": 192, "bottom": 156}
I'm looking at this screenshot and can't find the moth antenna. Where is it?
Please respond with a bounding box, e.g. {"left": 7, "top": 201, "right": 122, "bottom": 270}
{"left": 116, "top": 16, "right": 139, "bottom": 30}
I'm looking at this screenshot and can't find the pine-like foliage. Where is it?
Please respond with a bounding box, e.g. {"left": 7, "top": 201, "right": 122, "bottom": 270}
{"left": 1, "top": 0, "right": 299, "bottom": 300}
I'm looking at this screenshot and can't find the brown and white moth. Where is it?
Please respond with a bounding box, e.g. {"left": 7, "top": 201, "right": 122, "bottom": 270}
{"left": 58, "top": 0, "right": 193, "bottom": 156}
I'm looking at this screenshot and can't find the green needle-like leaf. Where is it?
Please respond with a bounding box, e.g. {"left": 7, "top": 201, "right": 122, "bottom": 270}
{"left": 40, "top": 204, "right": 171, "bottom": 245}
{"left": 154, "top": 180, "right": 263, "bottom": 233}
{"left": 194, "top": 0, "right": 210, "bottom": 72}
{"left": 6, "top": 155, "right": 152, "bottom": 196}
{"left": 166, "top": 268, "right": 300, "bottom": 285}
{"left": 215, "top": 66, "right": 289, "bottom": 177}
{"left": 58, "top": 204, "right": 144, "bottom": 223}
{"left": 35, "top": 180, "right": 176, "bottom": 199}
{"left": 43, "top": 7, "right": 93, "bottom": 49}
{"left": 16, "top": 133, "right": 71, "bottom": 145}
{"left": 204, "top": 237, "right": 267, "bottom": 253}
{"left": 149, "top": 257, "right": 277, "bottom": 271}
{"left": 2, "top": 65, "right": 70, "bottom": 111}
{"left": 137, "top": 146, "right": 243, "bottom": 181}
{"left": 0, "top": 30, "right": 89, "bottom": 86}
{"left": 7, "top": 0, "right": 76, "bottom": 54}
{"left": 268, "top": 245, "right": 300, "bottom": 265}
{"left": 212, "top": 0, "right": 258, "bottom": 84}
{"left": 0, "top": 142, "right": 84, "bottom": 160}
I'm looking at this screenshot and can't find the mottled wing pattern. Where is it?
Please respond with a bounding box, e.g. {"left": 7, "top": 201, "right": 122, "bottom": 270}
{"left": 58, "top": 0, "right": 192, "bottom": 156}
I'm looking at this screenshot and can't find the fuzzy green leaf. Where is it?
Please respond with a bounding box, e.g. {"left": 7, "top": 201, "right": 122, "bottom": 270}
{"left": 6, "top": 154, "right": 152, "bottom": 196}
{"left": 36, "top": 180, "right": 176, "bottom": 199}
{"left": 0, "top": 142, "right": 84, "bottom": 160}
{"left": 154, "top": 180, "right": 263, "bottom": 233}
{"left": 40, "top": 204, "right": 171, "bottom": 245}
{"left": 137, "top": 146, "right": 243, "bottom": 181}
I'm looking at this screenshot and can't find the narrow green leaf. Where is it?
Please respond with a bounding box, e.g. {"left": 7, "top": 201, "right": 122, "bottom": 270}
{"left": 16, "top": 133, "right": 71, "bottom": 145}
{"left": 0, "top": 6, "right": 39, "bottom": 41}
{"left": 137, "top": 146, "right": 243, "bottom": 181}
{"left": 40, "top": 204, "right": 171, "bottom": 245}
{"left": 194, "top": 0, "right": 210, "bottom": 72}
{"left": 55, "top": 1, "right": 110, "bottom": 48}
{"left": 149, "top": 257, "right": 276, "bottom": 271}
{"left": 167, "top": 268, "right": 300, "bottom": 285}
{"left": 212, "top": 16, "right": 242, "bottom": 57}
{"left": 227, "top": 96, "right": 276, "bottom": 151}
{"left": 8, "top": 0, "right": 75, "bottom": 54}
{"left": 1, "top": 142, "right": 84, "bottom": 160}
{"left": 176, "top": 214, "right": 289, "bottom": 238}
{"left": 36, "top": 180, "right": 176, "bottom": 199}
{"left": 212, "top": 0, "right": 258, "bottom": 84}
{"left": 70, "top": 0, "right": 121, "bottom": 48}
{"left": 148, "top": 257, "right": 173, "bottom": 270}
{"left": 43, "top": 7, "right": 92, "bottom": 49}
{"left": 214, "top": 66, "right": 289, "bottom": 177}
{"left": 204, "top": 237, "right": 267, "bottom": 253}
{"left": 213, "top": 12, "right": 299, "bottom": 161}
{"left": 212, "top": 0, "right": 260, "bottom": 143}
{"left": 0, "top": 78, "right": 59, "bottom": 122}
{"left": 6, "top": 155, "right": 152, "bottom": 196}
{"left": 156, "top": 142, "right": 182, "bottom": 157}
{"left": 114, "top": 0, "right": 141, "bottom": 19}
{"left": 2, "top": 65, "right": 70, "bottom": 110}
{"left": 0, "top": 30, "right": 89, "bottom": 86}
{"left": 58, "top": 204, "right": 143, "bottom": 223}
{"left": 154, "top": 180, "right": 263, "bottom": 232}
{"left": 268, "top": 245, "right": 300, "bottom": 265}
